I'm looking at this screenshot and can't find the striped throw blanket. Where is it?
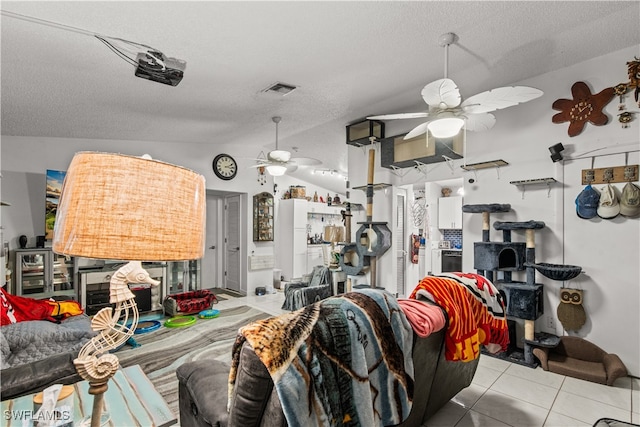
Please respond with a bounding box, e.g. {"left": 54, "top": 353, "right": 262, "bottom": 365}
{"left": 409, "top": 273, "right": 509, "bottom": 362}
{"left": 229, "top": 289, "right": 414, "bottom": 427}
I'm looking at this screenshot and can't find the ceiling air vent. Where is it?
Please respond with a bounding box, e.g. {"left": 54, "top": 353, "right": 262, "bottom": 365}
{"left": 262, "top": 82, "right": 297, "bottom": 96}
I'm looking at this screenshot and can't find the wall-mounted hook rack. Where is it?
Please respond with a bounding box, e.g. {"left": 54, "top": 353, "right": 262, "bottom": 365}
{"left": 581, "top": 164, "right": 638, "bottom": 185}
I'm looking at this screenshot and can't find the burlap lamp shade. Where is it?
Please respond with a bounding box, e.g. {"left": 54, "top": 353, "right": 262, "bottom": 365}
{"left": 53, "top": 151, "right": 205, "bottom": 261}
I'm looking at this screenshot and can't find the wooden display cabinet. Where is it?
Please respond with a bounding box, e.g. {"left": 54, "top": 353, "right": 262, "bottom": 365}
{"left": 253, "top": 192, "right": 274, "bottom": 241}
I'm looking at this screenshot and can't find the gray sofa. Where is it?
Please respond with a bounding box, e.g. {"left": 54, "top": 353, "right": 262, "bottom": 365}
{"left": 177, "top": 301, "right": 479, "bottom": 427}
{"left": 1, "top": 314, "right": 95, "bottom": 400}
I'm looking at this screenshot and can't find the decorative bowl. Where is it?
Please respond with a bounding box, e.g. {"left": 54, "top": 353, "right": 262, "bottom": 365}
{"left": 525, "top": 262, "right": 582, "bottom": 281}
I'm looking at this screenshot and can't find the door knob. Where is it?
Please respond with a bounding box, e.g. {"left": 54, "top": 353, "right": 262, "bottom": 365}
{"left": 209, "top": 246, "right": 216, "bottom": 249}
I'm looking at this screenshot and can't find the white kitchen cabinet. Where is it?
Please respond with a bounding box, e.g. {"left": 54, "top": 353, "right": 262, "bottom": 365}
{"left": 277, "top": 199, "right": 309, "bottom": 280}
{"left": 307, "top": 245, "right": 324, "bottom": 270}
{"left": 438, "top": 196, "right": 463, "bottom": 229}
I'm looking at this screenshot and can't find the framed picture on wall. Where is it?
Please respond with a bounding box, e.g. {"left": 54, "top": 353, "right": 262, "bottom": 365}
{"left": 45, "top": 169, "right": 66, "bottom": 240}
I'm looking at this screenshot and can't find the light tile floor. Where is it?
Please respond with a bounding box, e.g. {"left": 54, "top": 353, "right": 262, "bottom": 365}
{"left": 215, "top": 290, "right": 639, "bottom": 427}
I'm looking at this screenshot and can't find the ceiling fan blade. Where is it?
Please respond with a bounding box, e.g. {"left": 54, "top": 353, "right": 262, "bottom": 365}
{"left": 463, "top": 113, "right": 496, "bottom": 132}
{"left": 367, "top": 112, "right": 429, "bottom": 120}
{"left": 403, "top": 122, "right": 430, "bottom": 140}
{"left": 290, "top": 157, "right": 322, "bottom": 166}
{"left": 461, "top": 86, "right": 544, "bottom": 114}
{"left": 422, "top": 78, "right": 461, "bottom": 109}
{"left": 285, "top": 163, "right": 299, "bottom": 173}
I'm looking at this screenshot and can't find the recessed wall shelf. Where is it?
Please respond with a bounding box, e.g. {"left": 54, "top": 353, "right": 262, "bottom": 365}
{"left": 461, "top": 159, "right": 509, "bottom": 171}
{"left": 510, "top": 178, "right": 557, "bottom": 199}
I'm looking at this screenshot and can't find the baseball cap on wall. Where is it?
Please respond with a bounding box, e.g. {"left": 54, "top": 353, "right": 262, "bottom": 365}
{"left": 575, "top": 185, "right": 600, "bottom": 219}
{"left": 620, "top": 182, "right": 640, "bottom": 217}
{"left": 597, "top": 184, "right": 620, "bottom": 219}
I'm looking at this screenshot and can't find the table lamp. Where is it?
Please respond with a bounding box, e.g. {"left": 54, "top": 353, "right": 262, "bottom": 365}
{"left": 52, "top": 152, "right": 205, "bottom": 427}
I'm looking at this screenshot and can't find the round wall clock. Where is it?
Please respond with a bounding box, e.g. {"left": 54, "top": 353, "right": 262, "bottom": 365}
{"left": 212, "top": 154, "right": 237, "bottom": 180}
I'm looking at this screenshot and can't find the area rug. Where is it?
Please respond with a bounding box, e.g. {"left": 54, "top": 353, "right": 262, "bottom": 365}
{"left": 115, "top": 305, "right": 270, "bottom": 418}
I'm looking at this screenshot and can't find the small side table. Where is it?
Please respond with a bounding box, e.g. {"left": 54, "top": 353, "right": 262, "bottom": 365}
{"left": 1, "top": 365, "right": 176, "bottom": 427}
{"left": 523, "top": 332, "right": 560, "bottom": 367}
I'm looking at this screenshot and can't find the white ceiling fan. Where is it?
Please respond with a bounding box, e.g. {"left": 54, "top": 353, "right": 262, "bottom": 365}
{"left": 367, "top": 33, "right": 543, "bottom": 140}
{"left": 253, "top": 116, "right": 321, "bottom": 176}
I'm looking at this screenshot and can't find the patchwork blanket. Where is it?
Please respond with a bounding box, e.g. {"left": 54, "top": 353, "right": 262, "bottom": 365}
{"left": 229, "top": 289, "right": 414, "bottom": 427}
{"left": 409, "top": 273, "right": 509, "bottom": 362}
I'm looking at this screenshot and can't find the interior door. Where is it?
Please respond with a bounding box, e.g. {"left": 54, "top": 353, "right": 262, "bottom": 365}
{"left": 224, "top": 195, "right": 242, "bottom": 293}
{"left": 201, "top": 193, "right": 220, "bottom": 289}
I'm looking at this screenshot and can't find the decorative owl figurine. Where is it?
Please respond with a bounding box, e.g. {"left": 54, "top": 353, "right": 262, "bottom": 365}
{"left": 557, "top": 288, "right": 586, "bottom": 331}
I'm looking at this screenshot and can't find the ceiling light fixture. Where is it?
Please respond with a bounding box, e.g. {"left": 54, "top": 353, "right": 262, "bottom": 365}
{"left": 266, "top": 165, "right": 287, "bottom": 176}
{"left": 367, "top": 32, "right": 543, "bottom": 143}
{"left": 427, "top": 116, "right": 465, "bottom": 138}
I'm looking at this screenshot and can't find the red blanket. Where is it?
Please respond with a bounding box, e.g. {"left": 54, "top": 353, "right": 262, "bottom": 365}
{"left": 409, "top": 273, "right": 509, "bottom": 362}
{"left": 1, "top": 288, "right": 82, "bottom": 325}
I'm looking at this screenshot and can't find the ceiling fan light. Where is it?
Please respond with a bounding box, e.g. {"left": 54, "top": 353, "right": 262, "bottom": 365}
{"left": 266, "top": 164, "right": 287, "bottom": 176}
{"left": 427, "top": 117, "right": 465, "bottom": 138}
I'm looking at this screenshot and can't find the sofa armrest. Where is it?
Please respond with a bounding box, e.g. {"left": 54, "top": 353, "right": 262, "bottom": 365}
{"left": 532, "top": 347, "right": 550, "bottom": 370}
{"left": 602, "top": 353, "right": 628, "bottom": 386}
{"left": 228, "top": 343, "right": 274, "bottom": 423}
{"left": 1, "top": 351, "right": 82, "bottom": 400}
{"left": 177, "top": 359, "right": 231, "bottom": 427}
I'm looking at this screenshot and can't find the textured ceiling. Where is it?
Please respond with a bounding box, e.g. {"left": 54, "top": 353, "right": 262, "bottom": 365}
{"left": 2, "top": 1, "right": 639, "bottom": 193}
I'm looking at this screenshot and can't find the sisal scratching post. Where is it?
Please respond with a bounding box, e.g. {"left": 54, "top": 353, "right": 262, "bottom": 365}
{"left": 366, "top": 148, "right": 376, "bottom": 289}
{"left": 482, "top": 211, "right": 490, "bottom": 242}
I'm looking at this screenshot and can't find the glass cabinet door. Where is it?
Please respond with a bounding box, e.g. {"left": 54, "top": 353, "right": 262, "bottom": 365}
{"left": 166, "top": 260, "right": 201, "bottom": 294}
{"left": 15, "top": 249, "right": 47, "bottom": 295}
{"left": 253, "top": 192, "right": 274, "bottom": 241}
{"left": 52, "top": 252, "right": 74, "bottom": 292}
{"left": 14, "top": 248, "right": 76, "bottom": 300}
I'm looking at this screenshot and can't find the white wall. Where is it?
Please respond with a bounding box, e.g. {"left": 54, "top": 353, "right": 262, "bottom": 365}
{"left": 348, "top": 45, "right": 640, "bottom": 376}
